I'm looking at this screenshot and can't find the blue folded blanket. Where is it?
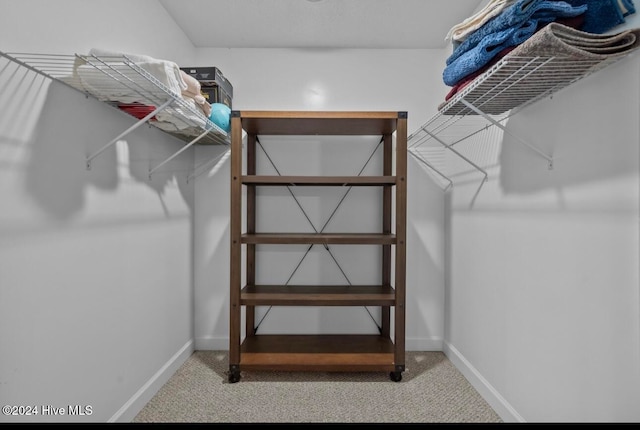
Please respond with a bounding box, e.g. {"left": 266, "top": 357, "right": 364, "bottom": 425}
{"left": 564, "top": 0, "right": 636, "bottom": 34}
{"left": 443, "top": 20, "right": 537, "bottom": 86}
{"left": 443, "top": 0, "right": 587, "bottom": 86}
{"left": 621, "top": 0, "right": 637, "bottom": 16}
{"left": 446, "top": 0, "right": 587, "bottom": 66}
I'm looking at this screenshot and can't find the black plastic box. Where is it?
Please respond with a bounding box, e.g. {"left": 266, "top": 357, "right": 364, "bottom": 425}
{"left": 200, "top": 85, "right": 232, "bottom": 109}
{"left": 180, "top": 66, "right": 233, "bottom": 108}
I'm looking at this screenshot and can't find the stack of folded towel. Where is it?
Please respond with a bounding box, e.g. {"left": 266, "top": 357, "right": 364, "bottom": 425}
{"left": 76, "top": 48, "right": 213, "bottom": 121}
{"left": 441, "top": 0, "right": 638, "bottom": 103}
{"left": 180, "top": 70, "right": 212, "bottom": 117}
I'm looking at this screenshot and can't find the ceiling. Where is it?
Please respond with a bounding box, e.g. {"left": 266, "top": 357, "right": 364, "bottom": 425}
{"left": 159, "top": 0, "right": 486, "bottom": 49}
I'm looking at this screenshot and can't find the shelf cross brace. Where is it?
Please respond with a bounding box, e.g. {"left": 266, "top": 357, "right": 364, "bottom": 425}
{"left": 459, "top": 99, "right": 554, "bottom": 170}
{"left": 253, "top": 136, "right": 384, "bottom": 334}
{"left": 255, "top": 136, "right": 358, "bottom": 286}
{"left": 86, "top": 99, "right": 173, "bottom": 170}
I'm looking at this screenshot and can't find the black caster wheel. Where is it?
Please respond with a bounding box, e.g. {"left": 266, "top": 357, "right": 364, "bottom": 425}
{"left": 228, "top": 371, "right": 241, "bottom": 383}
{"left": 389, "top": 371, "right": 402, "bottom": 382}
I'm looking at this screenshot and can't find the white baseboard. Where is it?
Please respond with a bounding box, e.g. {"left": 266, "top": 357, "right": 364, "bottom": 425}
{"left": 109, "top": 340, "right": 194, "bottom": 423}
{"left": 443, "top": 341, "right": 525, "bottom": 423}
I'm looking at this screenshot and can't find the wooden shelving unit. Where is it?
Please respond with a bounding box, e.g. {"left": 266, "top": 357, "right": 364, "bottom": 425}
{"left": 229, "top": 110, "right": 407, "bottom": 382}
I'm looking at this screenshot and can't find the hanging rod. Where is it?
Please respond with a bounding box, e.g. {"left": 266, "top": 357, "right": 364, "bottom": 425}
{"left": 411, "top": 125, "right": 489, "bottom": 184}
{"left": 408, "top": 149, "right": 453, "bottom": 191}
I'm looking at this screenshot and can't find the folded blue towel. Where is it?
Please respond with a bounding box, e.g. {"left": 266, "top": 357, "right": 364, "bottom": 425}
{"left": 443, "top": 0, "right": 587, "bottom": 86}
{"left": 621, "top": 0, "right": 636, "bottom": 16}
{"left": 446, "top": 0, "right": 587, "bottom": 66}
{"left": 564, "top": 0, "right": 635, "bottom": 33}
{"left": 443, "top": 20, "right": 539, "bottom": 86}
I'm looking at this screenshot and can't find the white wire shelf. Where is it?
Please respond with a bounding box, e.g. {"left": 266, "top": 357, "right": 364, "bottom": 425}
{"left": 1, "top": 51, "right": 229, "bottom": 147}
{"left": 438, "top": 54, "right": 625, "bottom": 117}
{"left": 409, "top": 52, "right": 637, "bottom": 181}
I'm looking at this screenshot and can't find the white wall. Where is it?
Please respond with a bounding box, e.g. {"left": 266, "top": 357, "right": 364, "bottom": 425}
{"left": 443, "top": 15, "right": 640, "bottom": 422}
{"left": 192, "top": 48, "right": 449, "bottom": 351}
{"left": 11, "top": 0, "right": 633, "bottom": 424}
{"left": 0, "top": 0, "right": 198, "bottom": 423}
{"left": 0, "top": 1, "right": 451, "bottom": 423}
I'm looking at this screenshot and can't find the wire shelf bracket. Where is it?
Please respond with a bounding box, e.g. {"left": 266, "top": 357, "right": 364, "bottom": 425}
{"left": 86, "top": 99, "right": 173, "bottom": 170}
{"left": 148, "top": 126, "right": 212, "bottom": 179}
{"left": 458, "top": 98, "right": 554, "bottom": 170}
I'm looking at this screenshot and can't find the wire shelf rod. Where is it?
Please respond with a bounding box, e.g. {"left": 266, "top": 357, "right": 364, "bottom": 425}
{"left": 422, "top": 127, "right": 488, "bottom": 183}
{"left": 459, "top": 99, "right": 553, "bottom": 169}
{"left": 86, "top": 99, "right": 173, "bottom": 170}
{"left": 408, "top": 149, "right": 453, "bottom": 191}
{"left": 148, "top": 127, "right": 212, "bottom": 178}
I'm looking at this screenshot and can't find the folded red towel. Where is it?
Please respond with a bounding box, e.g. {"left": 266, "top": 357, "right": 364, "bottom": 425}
{"left": 117, "top": 103, "right": 158, "bottom": 121}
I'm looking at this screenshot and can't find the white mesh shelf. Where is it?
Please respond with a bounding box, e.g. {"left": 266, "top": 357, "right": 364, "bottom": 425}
{"left": 409, "top": 52, "right": 638, "bottom": 183}
{"left": 1, "top": 51, "right": 229, "bottom": 147}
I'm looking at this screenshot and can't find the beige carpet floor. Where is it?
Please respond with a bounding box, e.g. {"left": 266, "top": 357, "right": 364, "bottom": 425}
{"left": 133, "top": 350, "right": 502, "bottom": 423}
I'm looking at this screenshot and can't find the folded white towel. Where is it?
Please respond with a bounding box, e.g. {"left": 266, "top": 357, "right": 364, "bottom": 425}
{"left": 180, "top": 70, "right": 212, "bottom": 117}
{"left": 75, "top": 48, "right": 210, "bottom": 130}
{"left": 446, "top": 0, "right": 517, "bottom": 42}
{"left": 87, "top": 48, "right": 187, "bottom": 96}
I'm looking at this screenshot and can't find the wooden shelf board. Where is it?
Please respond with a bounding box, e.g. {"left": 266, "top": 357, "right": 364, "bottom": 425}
{"left": 240, "top": 334, "right": 396, "bottom": 371}
{"left": 236, "top": 110, "right": 402, "bottom": 135}
{"left": 242, "top": 175, "right": 396, "bottom": 186}
{"left": 241, "top": 285, "right": 395, "bottom": 306}
{"left": 241, "top": 233, "right": 396, "bottom": 245}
